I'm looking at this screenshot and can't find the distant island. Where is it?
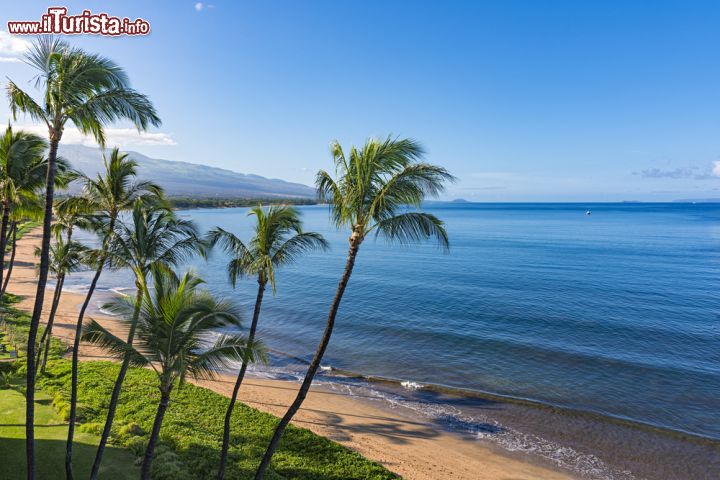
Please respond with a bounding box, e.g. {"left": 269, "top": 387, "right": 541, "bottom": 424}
{"left": 672, "top": 198, "right": 720, "bottom": 203}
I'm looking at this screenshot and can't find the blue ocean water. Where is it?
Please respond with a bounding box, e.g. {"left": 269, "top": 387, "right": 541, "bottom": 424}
{"left": 69, "top": 202, "right": 720, "bottom": 476}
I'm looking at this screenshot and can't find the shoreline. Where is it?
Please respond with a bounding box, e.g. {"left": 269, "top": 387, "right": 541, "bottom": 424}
{"left": 325, "top": 367, "right": 719, "bottom": 447}
{"left": 9, "top": 228, "right": 575, "bottom": 480}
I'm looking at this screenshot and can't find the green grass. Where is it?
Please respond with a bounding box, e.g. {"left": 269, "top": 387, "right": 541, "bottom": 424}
{"left": 38, "top": 360, "right": 397, "bottom": 480}
{"left": 0, "top": 290, "right": 395, "bottom": 479}
{"left": 0, "top": 388, "right": 139, "bottom": 479}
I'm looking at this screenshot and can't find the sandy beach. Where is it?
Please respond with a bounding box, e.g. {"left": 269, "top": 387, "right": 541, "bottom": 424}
{"left": 9, "top": 228, "right": 574, "bottom": 480}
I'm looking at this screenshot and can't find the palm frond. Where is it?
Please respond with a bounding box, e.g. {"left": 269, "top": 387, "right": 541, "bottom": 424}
{"left": 6, "top": 81, "right": 48, "bottom": 125}
{"left": 81, "top": 319, "right": 148, "bottom": 366}
{"left": 67, "top": 88, "right": 160, "bottom": 146}
{"left": 271, "top": 232, "right": 328, "bottom": 269}
{"left": 372, "top": 212, "right": 450, "bottom": 251}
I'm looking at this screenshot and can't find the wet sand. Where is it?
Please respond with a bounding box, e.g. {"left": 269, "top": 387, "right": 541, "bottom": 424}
{"left": 10, "top": 228, "right": 574, "bottom": 480}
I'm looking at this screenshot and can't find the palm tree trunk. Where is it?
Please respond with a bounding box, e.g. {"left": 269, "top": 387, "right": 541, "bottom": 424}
{"left": 38, "top": 273, "right": 65, "bottom": 374}
{"left": 66, "top": 221, "right": 115, "bottom": 479}
{"left": 2, "top": 222, "right": 18, "bottom": 296}
{"left": 88, "top": 287, "right": 143, "bottom": 480}
{"left": 36, "top": 225, "right": 72, "bottom": 372}
{"left": 65, "top": 258, "right": 107, "bottom": 480}
{"left": 217, "top": 275, "right": 265, "bottom": 480}
{"left": 35, "top": 275, "right": 62, "bottom": 363}
{"left": 254, "top": 241, "right": 360, "bottom": 479}
{"left": 26, "top": 133, "right": 59, "bottom": 480}
{"left": 141, "top": 388, "right": 171, "bottom": 480}
{"left": 0, "top": 202, "right": 11, "bottom": 298}
{"left": 35, "top": 281, "right": 61, "bottom": 367}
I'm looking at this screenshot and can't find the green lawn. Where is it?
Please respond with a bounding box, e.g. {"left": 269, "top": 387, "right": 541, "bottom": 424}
{"left": 0, "top": 388, "right": 139, "bottom": 479}
{"left": 38, "top": 360, "right": 397, "bottom": 479}
{"left": 0, "top": 297, "right": 396, "bottom": 479}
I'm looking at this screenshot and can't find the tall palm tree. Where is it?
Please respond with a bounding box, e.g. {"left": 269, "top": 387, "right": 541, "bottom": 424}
{"left": 254, "top": 136, "right": 454, "bottom": 478}
{"left": 82, "top": 268, "right": 262, "bottom": 480}
{"left": 34, "top": 238, "right": 87, "bottom": 374}
{"left": 0, "top": 125, "right": 48, "bottom": 297}
{"left": 87, "top": 201, "right": 202, "bottom": 480}
{"left": 35, "top": 196, "right": 92, "bottom": 373}
{"left": 7, "top": 37, "right": 160, "bottom": 479}
{"left": 208, "top": 205, "right": 328, "bottom": 480}
{"left": 66, "top": 150, "right": 162, "bottom": 476}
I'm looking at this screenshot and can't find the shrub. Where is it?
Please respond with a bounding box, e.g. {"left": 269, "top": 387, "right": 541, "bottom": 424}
{"left": 119, "top": 422, "right": 145, "bottom": 438}
{"left": 124, "top": 435, "right": 148, "bottom": 457}
{"left": 37, "top": 359, "right": 397, "bottom": 479}
{"left": 79, "top": 422, "right": 104, "bottom": 435}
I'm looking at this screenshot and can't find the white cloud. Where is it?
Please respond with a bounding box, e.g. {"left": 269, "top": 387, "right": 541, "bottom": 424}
{"left": 194, "top": 2, "right": 214, "bottom": 12}
{"left": 12, "top": 123, "right": 177, "bottom": 147}
{"left": 713, "top": 161, "right": 720, "bottom": 177}
{"left": 0, "top": 30, "right": 30, "bottom": 63}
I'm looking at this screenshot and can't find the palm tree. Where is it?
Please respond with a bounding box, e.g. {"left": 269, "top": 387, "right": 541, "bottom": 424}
{"left": 87, "top": 201, "right": 203, "bottom": 480}
{"left": 0, "top": 125, "right": 48, "bottom": 297}
{"left": 1, "top": 194, "right": 44, "bottom": 297}
{"left": 254, "top": 136, "right": 454, "bottom": 478}
{"left": 34, "top": 196, "right": 92, "bottom": 373}
{"left": 82, "top": 268, "right": 262, "bottom": 480}
{"left": 66, "top": 150, "right": 162, "bottom": 476}
{"left": 1, "top": 221, "right": 18, "bottom": 295}
{"left": 208, "top": 205, "right": 328, "bottom": 479}
{"left": 7, "top": 37, "right": 160, "bottom": 479}
{"left": 34, "top": 238, "right": 87, "bottom": 373}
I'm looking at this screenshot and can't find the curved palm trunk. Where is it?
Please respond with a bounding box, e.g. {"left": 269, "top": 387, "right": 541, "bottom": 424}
{"left": 66, "top": 222, "right": 115, "bottom": 479}
{"left": 217, "top": 275, "right": 266, "bottom": 480}
{"left": 36, "top": 226, "right": 73, "bottom": 373}
{"left": 26, "top": 135, "right": 58, "bottom": 480}
{"left": 65, "top": 261, "right": 105, "bottom": 480}
{"left": 0, "top": 203, "right": 11, "bottom": 298}
{"left": 35, "top": 283, "right": 61, "bottom": 367}
{"left": 141, "top": 388, "right": 172, "bottom": 480}
{"left": 35, "top": 275, "right": 65, "bottom": 365}
{"left": 2, "top": 222, "right": 18, "bottom": 296}
{"left": 37, "top": 273, "right": 65, "bottom": 374}
{"left": 88, "top": 287, "right": 143, "bottom": 480}
{"left": 254, "top": 240, "right": 360, "bottom": 479}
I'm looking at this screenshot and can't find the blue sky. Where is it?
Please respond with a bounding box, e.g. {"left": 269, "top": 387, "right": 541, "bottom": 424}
{"left": 1, "top": 1, "right": 720, "bottom": 201}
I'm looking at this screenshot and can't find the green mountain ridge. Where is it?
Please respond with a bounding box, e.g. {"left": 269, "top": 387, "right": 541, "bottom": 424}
{"left": 58, "top": 144, "right": 315, "bottom": 198}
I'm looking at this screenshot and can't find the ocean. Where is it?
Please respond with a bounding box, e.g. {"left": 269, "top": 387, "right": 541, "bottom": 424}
{"left": 66, "top": 203, "right": 720, "bottom": 479}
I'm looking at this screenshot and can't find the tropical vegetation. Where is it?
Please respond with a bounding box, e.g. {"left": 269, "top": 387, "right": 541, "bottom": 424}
{"left": 7, "top": 36, "right": 160, "bottom": 480}
{"left": 208, "top": 205, "right": 328, "bottom": 479}
{"left": 1, "top": 36, "right": 452, "bottom": 480}
{"left": 253, "top": 136, "right": 454, "bottom": 478}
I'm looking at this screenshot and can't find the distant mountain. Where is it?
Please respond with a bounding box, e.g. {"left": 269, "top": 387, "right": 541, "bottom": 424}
{"left": 57, "top": 144, "right": 316, "bottom": 199}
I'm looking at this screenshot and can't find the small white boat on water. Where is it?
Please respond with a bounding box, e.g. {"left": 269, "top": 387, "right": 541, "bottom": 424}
{"left": 585, "top": 210, "right": 592, "bottom": 215}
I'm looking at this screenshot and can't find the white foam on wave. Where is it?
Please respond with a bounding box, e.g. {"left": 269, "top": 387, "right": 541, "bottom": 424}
{"left": 62, "top": 284, "right": 93, "bottom": 294}
{"left": 96, "top": 303, "right": 118, "bottom": 316}
{"left": 109, "top": 287, "right": 132, "bottom": 297}
{"left": 324, "top": 381, "right": 637, "bottom": 480}
{"left": 400, "top": 380, "right": 425, "bottom": 390}
{"left": 246, "top": 364, "right": 306, "bottom": 382}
